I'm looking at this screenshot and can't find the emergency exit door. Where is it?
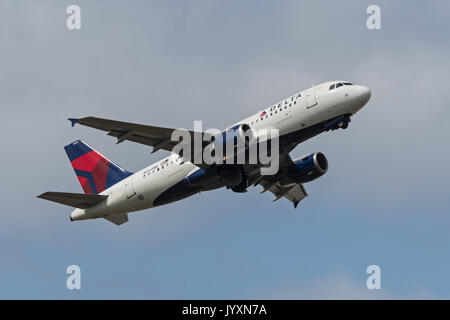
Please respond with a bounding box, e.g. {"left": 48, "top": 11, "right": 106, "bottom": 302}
{"left": 305, "top": 86, "right": 318, "bottom": 108}
{"left": 124, "top": 177, "right": 136, "bottom": 199}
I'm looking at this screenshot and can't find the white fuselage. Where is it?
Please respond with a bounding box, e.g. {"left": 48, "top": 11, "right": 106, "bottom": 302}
{"left": 70, "top": 81, "right": 371, "bottom": 221}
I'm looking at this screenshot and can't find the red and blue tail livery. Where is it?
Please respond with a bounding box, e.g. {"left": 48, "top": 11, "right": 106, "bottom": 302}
{"left": 64, "top": 140, "right": 132, "bottom": 194}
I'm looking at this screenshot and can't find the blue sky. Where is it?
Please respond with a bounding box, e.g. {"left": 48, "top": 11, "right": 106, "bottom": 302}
{"left": 0, "top": 0, "right": 449, "bottom": 299}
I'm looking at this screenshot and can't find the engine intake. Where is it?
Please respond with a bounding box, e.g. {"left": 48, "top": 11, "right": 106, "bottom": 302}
{"left": 290, "top": 152, "right": 328, "bottom": 183}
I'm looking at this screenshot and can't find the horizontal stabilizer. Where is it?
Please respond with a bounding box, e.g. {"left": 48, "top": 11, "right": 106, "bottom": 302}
{"left": 37, "top": 192, "right": 107, "bottom": 209}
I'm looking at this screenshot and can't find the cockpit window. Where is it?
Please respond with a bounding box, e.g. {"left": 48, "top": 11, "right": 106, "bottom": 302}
{"left": 330, "top": 82, "right": 351, "bottom": 90}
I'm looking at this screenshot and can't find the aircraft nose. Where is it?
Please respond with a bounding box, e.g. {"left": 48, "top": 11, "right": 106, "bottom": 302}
{"left": 358, "top": 86, "right": 371, "bottom": 105}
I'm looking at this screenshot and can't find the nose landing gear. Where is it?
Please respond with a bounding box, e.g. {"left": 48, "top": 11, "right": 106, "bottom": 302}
{"left": 325, "top": 114, "right": 352, "bottom": 132}
{"left": 332, "top": 117, "right": 351, "bottom": 131}
{"left": 340, "top": 120, "right": 349, "bottom": 129}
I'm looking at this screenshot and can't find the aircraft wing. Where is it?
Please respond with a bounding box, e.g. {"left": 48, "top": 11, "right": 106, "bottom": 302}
{"left": 38, "top": 192, "right": 129, "bottom": 226}
{"left": 249, "top": 154, "right": 308, "bottom": 208}
{"left": 69, "top": 117, "right": 211, "bottom": 155}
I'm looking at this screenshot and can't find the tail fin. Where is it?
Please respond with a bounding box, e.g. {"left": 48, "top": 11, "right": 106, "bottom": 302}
{"left": 64, "top": 140, "right": 133, "bottom": 194}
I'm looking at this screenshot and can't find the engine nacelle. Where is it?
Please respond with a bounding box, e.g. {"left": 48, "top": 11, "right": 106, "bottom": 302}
{"left": 289, "top": 152, "right": 328, "bottom": 183}
{"left": 211, "top": 124, "right": 255, "bottom": 161}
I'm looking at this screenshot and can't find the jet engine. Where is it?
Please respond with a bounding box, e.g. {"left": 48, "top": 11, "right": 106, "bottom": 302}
{"left": 210, "top": 124, "right": 255, "bottom": 161}
{"left": 289, "top": 152, "right": 328, "bottom": 183}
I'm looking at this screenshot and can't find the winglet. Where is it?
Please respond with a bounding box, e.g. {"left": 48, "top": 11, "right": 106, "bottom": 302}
{"left": 68, "top": 118, "right": 79, "bottom": 127}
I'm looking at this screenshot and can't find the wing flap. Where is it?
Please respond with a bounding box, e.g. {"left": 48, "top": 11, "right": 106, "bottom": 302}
{"left": 260, "top": 181, "right": 308, "bottom": 208}
{"left": 251, "top": 154, "right": 308, "bottom": 208}
{"left": 37, "top": 192, "right": 107, "bottom": 209}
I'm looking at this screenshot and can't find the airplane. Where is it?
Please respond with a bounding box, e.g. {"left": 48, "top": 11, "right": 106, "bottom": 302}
{"left": 38, "top": 80, "right": 371, "bottom": 225}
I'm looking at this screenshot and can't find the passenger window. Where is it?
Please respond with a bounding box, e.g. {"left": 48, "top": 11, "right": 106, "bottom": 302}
{"left": 329, "top": 84, "right": 335, "bottom": 90}
{"left": 336, "top": 83, "right": 343, "bottom": 88}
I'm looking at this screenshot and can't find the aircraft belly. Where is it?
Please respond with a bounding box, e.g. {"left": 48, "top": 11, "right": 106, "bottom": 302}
{"left": 152, "top": 165, "right": 201, "bottom": 207}
{"left": 137, "top": 163, "right": 197, "bottom": 208}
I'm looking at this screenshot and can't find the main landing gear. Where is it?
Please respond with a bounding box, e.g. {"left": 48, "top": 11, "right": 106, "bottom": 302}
{"left": 332, "top": 117, "right": 351, "bottom": 131}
